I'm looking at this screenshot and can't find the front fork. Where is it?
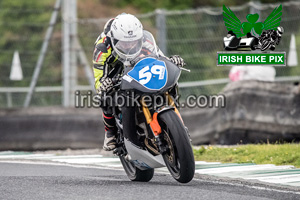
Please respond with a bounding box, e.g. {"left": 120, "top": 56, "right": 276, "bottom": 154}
{"left": 140, "top": 93, "right": 184, "bottom": 154}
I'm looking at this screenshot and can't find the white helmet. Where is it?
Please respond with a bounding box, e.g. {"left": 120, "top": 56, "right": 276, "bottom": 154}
{"left": 109, "top": 13, "right": 143, "bottom": 61}
{"left": 276, "top": 26, "right": 284, "bottom": 36}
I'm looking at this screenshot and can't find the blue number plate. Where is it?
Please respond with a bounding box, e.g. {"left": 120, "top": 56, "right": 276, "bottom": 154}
{"left": 127, "top": 57, "right": 167, "bottom": 90}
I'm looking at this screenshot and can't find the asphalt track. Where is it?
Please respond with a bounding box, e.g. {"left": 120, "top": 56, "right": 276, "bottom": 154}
{"left": 0, "top": 162, "right": 299, "bottom": 200}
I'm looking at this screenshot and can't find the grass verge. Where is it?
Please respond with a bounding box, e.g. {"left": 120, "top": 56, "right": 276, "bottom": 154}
{"left": 193, "top": 143, "right": 300, "bottom": 168}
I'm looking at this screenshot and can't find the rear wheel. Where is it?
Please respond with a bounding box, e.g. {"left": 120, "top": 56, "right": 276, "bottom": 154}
{"left": 119, "top": 155, "right": 154, "bottom": 182}
{"left": 158, "top": 110, "right": 195, "bottom": 183}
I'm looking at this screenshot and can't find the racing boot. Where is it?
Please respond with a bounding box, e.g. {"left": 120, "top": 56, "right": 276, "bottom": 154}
{"left": 102, "top": 113, "right": 117, "bottom": 151}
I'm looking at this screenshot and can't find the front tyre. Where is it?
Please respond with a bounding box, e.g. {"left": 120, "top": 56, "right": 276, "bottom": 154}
{"left": 119, "top": 155, "right": 154, "bottom": 182}
{"left": 159, "top": 110, "right": 195, "bottom": 183}
{"left": 261, "top": 40, "right": 270, "bottom": 51}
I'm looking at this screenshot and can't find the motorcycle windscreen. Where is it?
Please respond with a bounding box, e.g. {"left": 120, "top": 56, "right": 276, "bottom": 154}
{"left": 121, "top": 57, "right": 181, "bottom": 93}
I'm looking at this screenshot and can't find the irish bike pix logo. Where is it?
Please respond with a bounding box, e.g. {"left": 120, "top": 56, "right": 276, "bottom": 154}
{"left": 217, "top": 4, "right": 286, "bottom": 66}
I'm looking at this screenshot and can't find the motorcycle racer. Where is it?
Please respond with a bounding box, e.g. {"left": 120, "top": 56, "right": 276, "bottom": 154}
{"left": 258, "top": 26, "right": 284, "bottom": 51}
{"left": 93, "top": 13, "right": 185, "bottom": 151}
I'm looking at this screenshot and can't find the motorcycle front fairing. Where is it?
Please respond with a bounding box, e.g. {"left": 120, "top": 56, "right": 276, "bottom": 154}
{"left": 122, "top": 57, "right": 181, "bottom": 94}
{"left": 117, "top": 31, "right": 180, "bottom": 170}
{"left": 120, "top": 31, "right": 181, "bottom": 94}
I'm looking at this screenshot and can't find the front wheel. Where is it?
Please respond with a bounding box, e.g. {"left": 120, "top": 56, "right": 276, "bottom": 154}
{"left": 158, "top": 110, "right": 195, "bottom": 183}
{"left": 119, "top": 155, "right": 154, "bottom": 182}
{"left": 261, "top": 40, "right": 271, "bottom": 51}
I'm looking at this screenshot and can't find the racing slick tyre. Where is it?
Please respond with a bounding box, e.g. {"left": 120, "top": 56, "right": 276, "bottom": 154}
{"left": 119, "top": 155, "right": 154, "bottom": 182}
{"left": 261, "top": 40, "right": 271, "bottom": 51}
{"left": 158, "top": 110, "right": 195, "bottom": 183}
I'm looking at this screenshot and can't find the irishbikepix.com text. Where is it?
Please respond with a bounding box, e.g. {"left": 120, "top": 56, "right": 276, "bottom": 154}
{"left": 74, "top": 91, "right": 226, "bottom": 109}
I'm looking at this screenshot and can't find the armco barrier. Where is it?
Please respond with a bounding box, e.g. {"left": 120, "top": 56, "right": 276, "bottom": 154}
{"left": 186, "top": 80, "right": 300, "bottom": 144}
{"left": 0, "top": 107, "right": 104, "bottom": 150}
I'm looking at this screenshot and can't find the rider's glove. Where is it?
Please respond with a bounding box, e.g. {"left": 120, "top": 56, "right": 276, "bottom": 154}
{"left": 169, "top": 55, "right": 185, "bottom": 67}
{"left": 100, "top": 77, "right": 114, "bottom": 92}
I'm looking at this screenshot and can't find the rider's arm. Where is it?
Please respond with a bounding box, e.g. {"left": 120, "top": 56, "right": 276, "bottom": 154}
{"left": 93, "top": 36, "right": 113, "bottom": 91}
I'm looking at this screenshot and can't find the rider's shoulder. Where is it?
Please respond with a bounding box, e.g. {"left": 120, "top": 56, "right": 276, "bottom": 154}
{"left": 95, "top": 33, "right": 111, "bottom": 47}
{"left": 95, "top": 42, "right": 108, "bottom": 53}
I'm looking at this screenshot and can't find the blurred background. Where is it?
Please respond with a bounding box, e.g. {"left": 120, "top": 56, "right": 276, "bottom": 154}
{"left": 0, "top": 0, "right": 299, "bottom": 150}
{"left": 0, "top": 0, "right": 299, "bottom": 107}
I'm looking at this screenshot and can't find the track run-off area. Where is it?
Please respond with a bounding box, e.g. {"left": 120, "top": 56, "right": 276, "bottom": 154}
{"left": 0, "top": 151, "right": 299, "bottom": 200}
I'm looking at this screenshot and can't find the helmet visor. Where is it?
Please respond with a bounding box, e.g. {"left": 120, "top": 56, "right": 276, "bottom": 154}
{"left": 113, "top": 38, "right": 143, "bottom": 57}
